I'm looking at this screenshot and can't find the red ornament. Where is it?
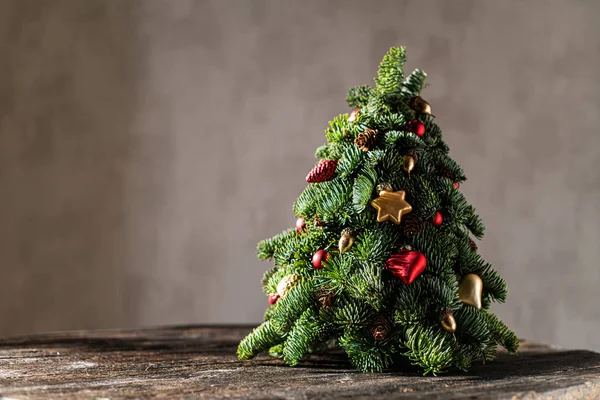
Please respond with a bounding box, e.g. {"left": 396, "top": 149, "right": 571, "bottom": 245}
{"left": 469, "top": 240, "right": 478, "bottom": 252}
{"left": 296, "top": 217, "right": 306, "bottom": 232}
{"left": 385, "top": 249, "right": 427, "bottom": 284}
{"left": 306, "top": 160, "right": 338, "bottom": 183}
{"left": 268, "top": 294, "right": 280, "bottom": 305}
{"left": 432, "top": 212, "right": 443, "bottom": 227}
{"left": 312, "top": 250, "right": 328, "bottom": 269}
{"left": 406, "top": 120, "right": 426, "bottom": 137}
{"left": 348, "top": 109, "right": 360, "bottom": 122}
{"left": 453, "top": 182, "right": 460, "bottom": 189}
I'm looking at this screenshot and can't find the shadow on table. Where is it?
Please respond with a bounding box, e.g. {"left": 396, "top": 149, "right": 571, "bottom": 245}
{"left": 252, "top": 348, "right": 600, "bottom": 379}
{"left": 3, "top": 330, "right": 599, "bottom": 380}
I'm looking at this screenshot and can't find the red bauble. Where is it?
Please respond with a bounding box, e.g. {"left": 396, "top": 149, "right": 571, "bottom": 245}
{"left": 268, "top": 294, "right": 280, "bottom": 305}
{"left": 453, "top": 182, "right": 460, "bottom": 189}
{"left": 432, "top": 212, "right": 443, "bottom": 227}
{"left": 406, "top": 120, "right": 426, "bottom": 137}
{"left": 385, "top": 249, "right": 426, "bottom": 284}
{"left": 312, "top": 250, "right": 328, "bottom": 269}
{"left": 296, "top": 217, "right": 306, "bottom": 232}
{"left": 348, "top": 109, "right": 360, "bottom": 122}
{"left": 306, "top": 160, "right": 338, "bottom": 183}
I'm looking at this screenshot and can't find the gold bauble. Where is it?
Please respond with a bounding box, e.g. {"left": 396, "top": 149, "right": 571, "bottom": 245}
{"left": 402, "top": 155, "right": 416, "bottom": 174}
{"left": 440, "top": 310, "right": 457, "bottom": 333}
{"left": 276, "top": 274, "right": 301, "bottom": 298}
{"left": 458, "top": 273, "right": 483, "bottom": 310}
{"left": 338, "top": 228, "right": 355, "bottom": 253}
{"left": 410, "top": 96, "right": 432, "bottom": 115}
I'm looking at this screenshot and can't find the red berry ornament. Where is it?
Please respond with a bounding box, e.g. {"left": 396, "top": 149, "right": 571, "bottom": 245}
{"left": 268, "top": 294, "right": 280, "bottom": 304}
{"left": 469, "top": 240, "right": 478, "bottom": 252}
{"left": 453, "top": 182, "right": 460, "bottom": 189}
{"left": 312, "top": 250, "right": 328, "bottom": 269}
{"left": 306, "top": 159, "right": 338, "bottom": 183}
{"left": 385, "top": 249, "right": 427, "bottom": 284}
{"left": 432, "top": 212, "right": 443, "bottom": 227}
{"left": 406, "top": 120, "right": 426, "bottom": 137}
{"left": 296, "top": 217, "right": 306, "bottom": 232}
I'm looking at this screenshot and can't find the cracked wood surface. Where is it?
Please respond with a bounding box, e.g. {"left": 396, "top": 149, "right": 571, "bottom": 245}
{"left": 0, "top": 325, "right": 599, "bottom": 399}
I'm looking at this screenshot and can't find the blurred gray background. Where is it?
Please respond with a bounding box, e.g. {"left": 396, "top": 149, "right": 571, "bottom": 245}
{"left": 0, "top": 0, "right": 599, "bottom": 352}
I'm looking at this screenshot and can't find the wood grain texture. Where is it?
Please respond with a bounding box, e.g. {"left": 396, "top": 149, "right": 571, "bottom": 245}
{"left": 0, "top": 326, "right": 599, "bottom": 399}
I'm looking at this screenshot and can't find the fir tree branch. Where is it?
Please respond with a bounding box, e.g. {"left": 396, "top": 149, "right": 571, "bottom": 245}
{"left": 403, "top": 325, "right": 455, "bottom": 375}
{"left": 237, "top": 321, "right": 283, "bottom": 360}
{"left": 375, "top": 46, "right": 407, "bottom": 93}
{"left": 347, "top": 85, "right": 375, "bottom": 109}
{"left": 402, "top": 68, "right": 427, "bottom": 96}
{"left": 283, "top": 308, "right": 323, "bottom": 366}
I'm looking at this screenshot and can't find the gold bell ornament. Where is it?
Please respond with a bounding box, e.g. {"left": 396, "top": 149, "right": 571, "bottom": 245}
{"left": 458, "top": 273, "right": 483, "bottom": 310}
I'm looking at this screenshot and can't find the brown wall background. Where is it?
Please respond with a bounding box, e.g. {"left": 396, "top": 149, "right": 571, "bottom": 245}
{"left": 0, "top": 0, "right": 599, "bottom": 351}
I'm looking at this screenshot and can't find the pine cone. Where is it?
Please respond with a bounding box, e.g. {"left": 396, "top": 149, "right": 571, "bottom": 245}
{"left": 403, "top": 214, "right": 424, "bottom": 237}
{"left": 313, "top": 215, "right": 324, "bottom": 227}
{"left": 369, "top": 314, "right": 391, "bottom": 341}
{"left": 317, "top": 287, "right": 336, "bottom": 308}
{"left": 354, "top": 128, "right": 379, "bottom": 151}
{"left": 437, "top": 162, "right": 455, "bottom": 180}
{"left": 306, "top": 159, "right": 338, "bottom": 183}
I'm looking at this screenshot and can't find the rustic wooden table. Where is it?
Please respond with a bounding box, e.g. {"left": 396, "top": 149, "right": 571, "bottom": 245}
{"left": 0, "top": 326, "right": 599, "bottom": 399}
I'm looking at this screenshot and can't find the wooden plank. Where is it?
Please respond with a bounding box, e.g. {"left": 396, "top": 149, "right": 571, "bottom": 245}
{"left": 0, "top": 326, "right": 598, "bottom": 399}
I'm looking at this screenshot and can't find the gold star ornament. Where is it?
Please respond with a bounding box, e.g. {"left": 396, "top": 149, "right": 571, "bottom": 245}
{"left": 370, "top": 189, "right": 412, "bottom": 224}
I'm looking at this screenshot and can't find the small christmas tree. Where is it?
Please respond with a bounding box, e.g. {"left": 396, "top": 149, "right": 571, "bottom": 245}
{"left": 238, "top": 47, "right": 518, "bottom": 374}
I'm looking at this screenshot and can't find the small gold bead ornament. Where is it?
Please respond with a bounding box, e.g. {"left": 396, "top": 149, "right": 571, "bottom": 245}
{"left": 338, "top": 228, "right": 356, "bottom": 253}
{"left": 402, "top": 155, "right": 416, "bottom": 174}
{"left": 440, "top": 309, "right": 457, "bottom": 333}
